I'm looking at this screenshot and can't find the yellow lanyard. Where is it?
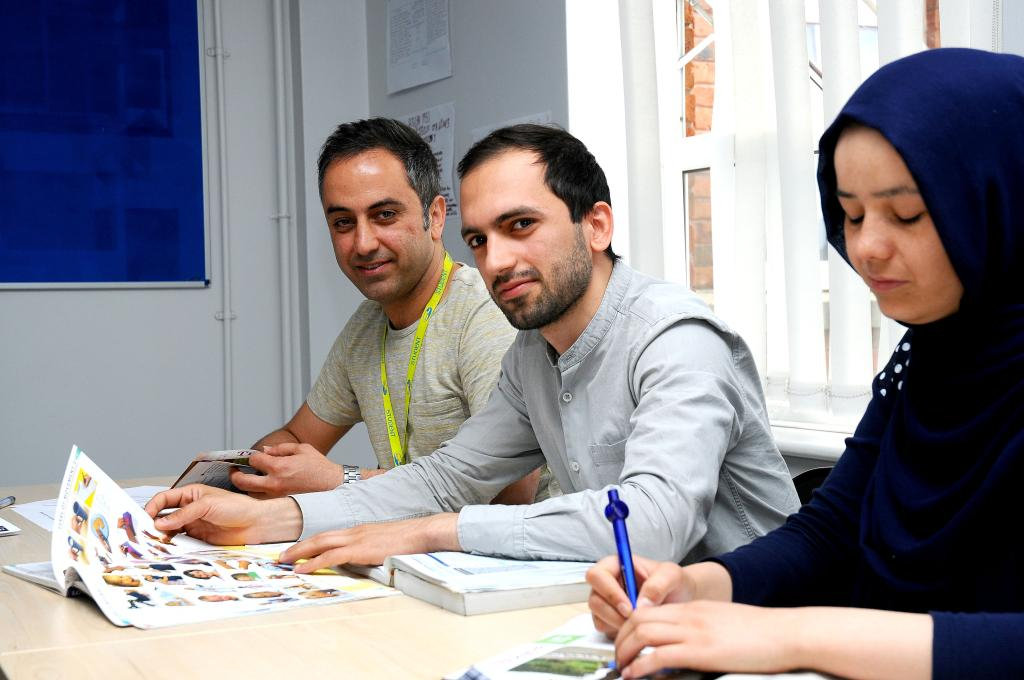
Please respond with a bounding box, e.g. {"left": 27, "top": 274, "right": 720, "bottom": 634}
{"left": 381, "top": 252, "right": 453, "bottom": 467}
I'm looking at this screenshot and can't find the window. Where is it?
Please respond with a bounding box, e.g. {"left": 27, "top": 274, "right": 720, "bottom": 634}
{"left": 677, "top": 1, "right": 715, "bottom": 306}
{"left": 656, "top": 0, "right": 957, "bottom": 454}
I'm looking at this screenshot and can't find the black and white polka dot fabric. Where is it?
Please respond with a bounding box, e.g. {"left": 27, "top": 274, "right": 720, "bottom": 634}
{"left": 874, "top": 334, "right": 912, "bottom": 399}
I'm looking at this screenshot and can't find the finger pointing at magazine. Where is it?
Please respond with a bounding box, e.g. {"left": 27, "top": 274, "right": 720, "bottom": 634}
{"left": 144, "top": 485, "right": 302, "bottom": 546}
{"left": 280, "top": 513, "right": 461, "bottom": 572}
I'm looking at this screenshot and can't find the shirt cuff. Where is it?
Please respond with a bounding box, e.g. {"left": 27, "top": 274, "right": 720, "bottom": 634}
{"left": 290, "top": 488, "right": 356, "bottom": 540}
{"left": 457, "top": 503, "right": 527, "bottom": 558}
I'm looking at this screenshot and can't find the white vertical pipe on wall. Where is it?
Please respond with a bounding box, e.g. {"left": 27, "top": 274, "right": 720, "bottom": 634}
{"left": 284, "top": 3, "right": 304, "bottom": 407}
{"left": 272, "top": 0, "right": 294, "bottom": 422}
{"left": 768, "top": 0, "right": 827, "bottom": 413}
{"left": 211, "top": 0, "right": 235, "bottom": 447}
{"left": 821, "top": 0, "right": 874, "bottom": 417}
{"left": 617, "top": 0, "right": 664, "bottom": 278}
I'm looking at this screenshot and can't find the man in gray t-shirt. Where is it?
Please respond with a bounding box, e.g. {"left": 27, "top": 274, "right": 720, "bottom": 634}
{"left": 229, "top": 118, "right": 540, "bottom": 504}
{"left": 308, "top": 265, "right": 513, "bottom": 471}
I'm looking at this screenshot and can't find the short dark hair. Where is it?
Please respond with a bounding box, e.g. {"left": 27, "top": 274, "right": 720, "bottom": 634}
{"left": 457, "top": 124, "right": 618, "bottom": 260}
{"left": 317, "top": 118, "right": 441, "bottom": 224}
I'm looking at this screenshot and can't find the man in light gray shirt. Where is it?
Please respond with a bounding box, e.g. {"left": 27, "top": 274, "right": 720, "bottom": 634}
{"left": 147, "top": 125, "right": 799, "bottom": 567}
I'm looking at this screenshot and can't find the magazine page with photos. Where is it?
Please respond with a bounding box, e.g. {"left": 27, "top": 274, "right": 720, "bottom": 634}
{"left": 49, "top": 445, "right": 396, "bottom": 629}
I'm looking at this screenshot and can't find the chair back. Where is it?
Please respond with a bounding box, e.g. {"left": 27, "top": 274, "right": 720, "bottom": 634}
{"left": 792, "top": 466, "right": 833, "bottom": 505}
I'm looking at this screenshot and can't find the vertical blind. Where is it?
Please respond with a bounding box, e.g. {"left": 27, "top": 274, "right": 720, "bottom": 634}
{"left": 630, "top": 0, "right": 1001, "bottom": 442}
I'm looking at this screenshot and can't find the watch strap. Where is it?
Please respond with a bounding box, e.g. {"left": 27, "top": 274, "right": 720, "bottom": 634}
{"left": 342, "top": 464, "right": 361, "bottom": 484}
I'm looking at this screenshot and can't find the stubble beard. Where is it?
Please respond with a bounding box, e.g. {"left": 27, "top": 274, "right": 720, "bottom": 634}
{"left": 495, "top": 224, "right": 593, "bottom": 331}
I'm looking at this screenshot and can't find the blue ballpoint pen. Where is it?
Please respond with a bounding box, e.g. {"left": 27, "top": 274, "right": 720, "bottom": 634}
{"left": 604, "top": 488, "right": 638, "bottom": 609}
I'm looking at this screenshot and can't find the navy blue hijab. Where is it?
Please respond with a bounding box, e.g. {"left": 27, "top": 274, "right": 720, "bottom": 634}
{"left": 817, "top": 49, "right": 1024, "bottom": 609}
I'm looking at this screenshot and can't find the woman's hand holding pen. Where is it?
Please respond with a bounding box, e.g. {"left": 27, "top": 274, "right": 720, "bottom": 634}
{"left": 587, "top": 555, "right": 703, "bottom": 635}
{"left": 604, "top": 595, "right": 933, "bottom": 680}
{"left": 612, "top": 600, "right": 803, "bottom": 678}
{"left": 588, "top": 558, "right": 929, "bottom": 679}
{"left": 587, "top": 557, "right": 737, "bottom": 676}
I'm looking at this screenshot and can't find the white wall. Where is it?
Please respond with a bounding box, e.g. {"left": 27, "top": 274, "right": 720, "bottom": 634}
{"left": 293, "top": 0, "right": 375, "bottom": 469}
{"left": 364, "top": 0, "right": 570, "bottom": 262}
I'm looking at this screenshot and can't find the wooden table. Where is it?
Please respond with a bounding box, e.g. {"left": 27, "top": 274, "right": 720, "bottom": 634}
{"left": 0, "top": 479, "right": 587, "bottom": 679}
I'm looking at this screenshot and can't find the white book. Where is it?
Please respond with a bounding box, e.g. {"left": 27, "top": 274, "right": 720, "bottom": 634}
{"left": 3, "top": 445, "right": 397, "bottom": 629}
{"left": 2, "top": 561, "right": 72, "bottom": 595}
{"left": 352, "top": 551, "right": 593, "bottom": 616}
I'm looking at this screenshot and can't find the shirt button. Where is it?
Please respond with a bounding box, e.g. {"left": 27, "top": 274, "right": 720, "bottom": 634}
{"left": 561, "top": 392, "right": 572, "bottom": 403}
{"left": 570, "top": 461, "right": 581, "bottom": 472}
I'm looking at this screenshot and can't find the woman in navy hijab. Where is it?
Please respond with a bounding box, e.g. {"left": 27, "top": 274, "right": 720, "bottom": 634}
{"left": 588, "top": 48, "right": 1024, "bottom": 679}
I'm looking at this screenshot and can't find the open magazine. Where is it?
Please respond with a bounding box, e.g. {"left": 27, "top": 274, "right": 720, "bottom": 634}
{"left": 3, "top": 445, "right": 396, "bottom": 629}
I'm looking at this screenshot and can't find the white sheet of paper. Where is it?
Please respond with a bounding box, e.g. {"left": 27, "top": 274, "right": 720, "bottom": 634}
{"left": 402, "top": 103, "right": 457, "bottom": 220}
{"left": 12, "top": 485, "right": 168, "bottom": 532}
{"left": 387, "top": 0, "right": 452, "bottom": 93}
{"left": 0, "top": 517, "right": 21, "bottom": 536}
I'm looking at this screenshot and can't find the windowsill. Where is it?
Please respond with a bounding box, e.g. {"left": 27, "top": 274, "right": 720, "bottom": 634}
{"left": 771, "top": 420, "right": 851, "bottom": 463}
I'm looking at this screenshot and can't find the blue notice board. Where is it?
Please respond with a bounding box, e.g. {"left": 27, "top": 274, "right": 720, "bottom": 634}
{"left": 0, "top": 0, "right": 207, "bottom": 287}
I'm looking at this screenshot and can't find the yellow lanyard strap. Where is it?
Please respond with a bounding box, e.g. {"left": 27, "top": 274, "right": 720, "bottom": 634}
{"left": 381, "top": 252, "right": 453, "bottom": 467}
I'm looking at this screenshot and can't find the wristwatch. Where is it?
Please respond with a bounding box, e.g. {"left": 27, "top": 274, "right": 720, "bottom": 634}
{"left": 342, "top": 464, "right": 361, "bottom": 484}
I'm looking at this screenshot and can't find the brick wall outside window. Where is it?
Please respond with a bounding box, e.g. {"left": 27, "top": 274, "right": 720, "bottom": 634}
{"left": 678, "top": 0, "right": 940, "bottom": 302}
